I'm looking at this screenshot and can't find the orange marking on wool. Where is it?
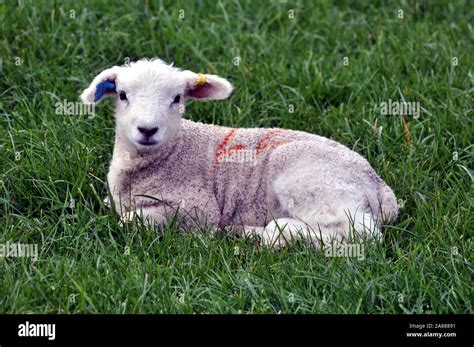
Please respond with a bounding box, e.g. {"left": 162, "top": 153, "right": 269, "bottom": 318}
{"left": 215, "top": 129, "right": 246, "bottom": 162}
{"left": 256, "top": 130, "right": 287, "bottom": 155}
{"left": 228, "top": 144, "right": 245, "bottom": 152}
{"left": 214, "top": 129, "right": 289, "bottom": 166}
{"left": 216, "top": 129, "right": 236, "bottom": 156}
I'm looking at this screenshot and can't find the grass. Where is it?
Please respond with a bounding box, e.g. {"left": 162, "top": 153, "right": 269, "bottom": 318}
{"left": 0, "top": 0, "right": 472, "bottom": 314}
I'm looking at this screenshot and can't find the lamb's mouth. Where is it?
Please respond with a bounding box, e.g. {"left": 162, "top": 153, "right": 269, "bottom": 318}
{"left": 137, "top": 140, "right": 158, "bottom": 146}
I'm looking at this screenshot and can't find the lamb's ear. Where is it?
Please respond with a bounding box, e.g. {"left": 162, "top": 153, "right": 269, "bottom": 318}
{"left": 182, "top": 70, "right": 233, "bottom": 100}
{"left": 80, "top": 66, "right": 121, "bottom": 104}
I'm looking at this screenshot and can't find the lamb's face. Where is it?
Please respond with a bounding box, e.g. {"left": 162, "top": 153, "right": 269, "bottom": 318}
{"left": 81, "top": 58, "right": 233, "bottom": 151}
{"left": 114, "top": 64, "right": 187, "bottom": 150}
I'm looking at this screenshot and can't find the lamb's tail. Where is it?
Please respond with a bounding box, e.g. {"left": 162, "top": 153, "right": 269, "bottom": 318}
{"left": 377, "top": 183, "right": 399, "bottom": 223}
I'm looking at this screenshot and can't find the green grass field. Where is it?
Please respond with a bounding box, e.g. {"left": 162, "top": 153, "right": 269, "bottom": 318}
{"left": 0, "top": 0, "right": 472, "bottom": 314}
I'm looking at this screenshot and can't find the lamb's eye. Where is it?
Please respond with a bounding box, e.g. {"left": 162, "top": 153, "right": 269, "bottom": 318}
{"left": 119, "top": 91, "right": 127, "bottom": 101}
{"left": 173, "top": 95, "right": 181, "bottom": 104}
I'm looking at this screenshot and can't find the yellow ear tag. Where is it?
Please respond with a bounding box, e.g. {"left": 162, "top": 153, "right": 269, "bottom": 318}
{"left": 196, "top": 73, "right": 207, "bottom": 86}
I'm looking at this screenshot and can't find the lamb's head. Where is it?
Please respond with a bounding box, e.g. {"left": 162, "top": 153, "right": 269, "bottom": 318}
{"left": 81, "top": 58, "right": 233, "bottom": 150}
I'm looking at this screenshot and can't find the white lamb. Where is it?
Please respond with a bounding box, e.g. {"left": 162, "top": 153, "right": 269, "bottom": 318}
{"left": 81, "top": 58, "right": 398, "bottom": 249}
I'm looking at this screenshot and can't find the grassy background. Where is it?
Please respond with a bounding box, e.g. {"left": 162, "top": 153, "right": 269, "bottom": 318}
{"left": 0, "top": 0, "right": 472, "bottom": 313}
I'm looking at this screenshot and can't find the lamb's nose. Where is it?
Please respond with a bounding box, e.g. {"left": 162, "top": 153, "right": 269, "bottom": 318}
{"left": 138, "top": 127, "right": 159, "bottom": 137}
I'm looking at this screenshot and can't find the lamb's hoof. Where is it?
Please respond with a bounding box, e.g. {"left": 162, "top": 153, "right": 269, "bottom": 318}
{"left": 103, "top": 197, "right": 111, "bottom": 208}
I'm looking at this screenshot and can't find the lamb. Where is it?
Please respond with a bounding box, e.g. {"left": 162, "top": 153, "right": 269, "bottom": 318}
{"left": 80, "top": 58, "right": 398, "bottom": 249}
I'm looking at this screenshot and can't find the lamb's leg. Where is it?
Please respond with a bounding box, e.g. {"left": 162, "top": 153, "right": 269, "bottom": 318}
{"left": 243, "top": 211, "right": 380, "bottom": 250}
{"left": 243, "top": 218, "right": 339, "bottom": 250}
